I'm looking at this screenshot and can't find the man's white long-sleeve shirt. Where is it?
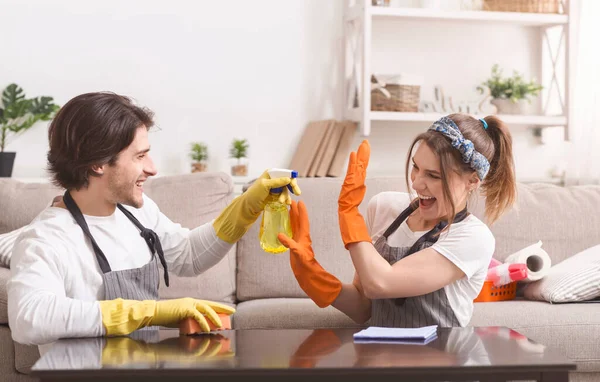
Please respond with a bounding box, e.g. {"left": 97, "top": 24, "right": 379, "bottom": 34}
{"left": 7, "top": 194, "right": 233, "bottom": 346}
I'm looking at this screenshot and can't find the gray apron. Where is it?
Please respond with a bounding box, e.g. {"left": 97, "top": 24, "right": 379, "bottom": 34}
{"left": 370, "top": 200, "right": 468, "bottom": 328}
{"left": 63, "top": 191, "right": 170, "bottom": 303}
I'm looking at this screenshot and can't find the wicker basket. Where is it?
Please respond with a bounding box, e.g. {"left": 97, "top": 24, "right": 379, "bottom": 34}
{"left": 371, "top": 75, "right": 420, "bottom": 112}
{"left": 482, "top": 0, "right": 561, "bottom": 13}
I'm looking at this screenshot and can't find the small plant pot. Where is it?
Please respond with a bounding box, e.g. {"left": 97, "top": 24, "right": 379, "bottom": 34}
{"left": 191, "top": 162, "right": 207, "bottom": 173}
{"left": 231, "top": 164, "right": 248, "bottom": 177}
{"left": 0, "top": 152, "right": 16, "bottom": 177}
{"left": 491, "top": 98, "right": 532, "bottom": 115}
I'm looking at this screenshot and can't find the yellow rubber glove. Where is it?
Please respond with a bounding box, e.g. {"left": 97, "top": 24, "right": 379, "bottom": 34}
{"left": 101, "top": 337, "right": 154, "bottom": 366}
{"left": 98, "top": 298, "right": 235, "bottom": 337}
{"left": 213, "top": 169, "right": 302, "bottom": 244}
{"left": 102, "top": 334, "right": 234, "bottom": 366}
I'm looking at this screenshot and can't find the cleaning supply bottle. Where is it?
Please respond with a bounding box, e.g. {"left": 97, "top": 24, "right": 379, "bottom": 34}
{"left": 259, "top": 168, "right": 298, "bottom": 254}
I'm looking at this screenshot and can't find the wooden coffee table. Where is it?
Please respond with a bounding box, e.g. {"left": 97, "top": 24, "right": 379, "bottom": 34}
{"left": 31, "top": 326, "right": 576, "bottom": 382}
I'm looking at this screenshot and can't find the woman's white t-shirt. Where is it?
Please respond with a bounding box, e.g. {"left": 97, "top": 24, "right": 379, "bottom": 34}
{"left": 366, "top": 192, "right": 495, "bottom": 327}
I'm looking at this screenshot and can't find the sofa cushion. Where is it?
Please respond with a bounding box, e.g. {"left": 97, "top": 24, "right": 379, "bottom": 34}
{"left": 571, "top": 373, "right": 600, "bottom": 382}
{"left": 233, "top": 298, "right": 360, "bottom": 329}
{"left": 144, "top": 172, "right": 237, "bottom": 303}
{"left": 522, "top": 244, "right": 600, "bottom": 303}
{"left": 236, "top": 176, "right": 408, "bottom": 301}
{"left": 0, "top": 180, "right": 63, "bottom": 234}
{"left": 0, "top": 227, "right": 26, "bottom": 269}
{"left": 13, "top": 341, "right": 38, "bottom": 375}
{"left": 469, "top": 183, "right": 600, "bottom": 266}
{"left": 0, "top": 267, "right": 9, "bottom": 325}
{"left": 0, "top": 325, "right": 33, "bottom": 382}
{"left": 470, "top": 299, "right": 600, "bottom": 372}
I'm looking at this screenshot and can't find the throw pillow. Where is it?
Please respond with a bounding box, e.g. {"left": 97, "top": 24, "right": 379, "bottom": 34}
{"left": 0, "top": 225, "right": 26, "bottom": 268}
{"left": 523, "top": 244, "right": 600, "bottom": 303}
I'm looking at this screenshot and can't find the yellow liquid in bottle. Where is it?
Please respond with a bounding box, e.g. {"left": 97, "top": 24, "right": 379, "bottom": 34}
{"left": 259, "top": 201, "right": 292, "bottom": 254}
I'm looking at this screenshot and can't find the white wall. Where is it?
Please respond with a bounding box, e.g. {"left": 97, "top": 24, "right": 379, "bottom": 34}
{"left": 1, "top": 0, "right": 567, "bottom": 181}
{"left": 1, "top": 0, "right": 344, "bottom": 178}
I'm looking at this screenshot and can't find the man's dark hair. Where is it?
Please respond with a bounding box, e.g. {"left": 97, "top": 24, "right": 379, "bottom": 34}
{"left": 46, "top": 92, "right": 155, "bottom": 190}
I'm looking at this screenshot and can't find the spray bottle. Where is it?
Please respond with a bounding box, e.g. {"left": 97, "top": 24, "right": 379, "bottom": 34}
{"left": 259, "top": 168, "right": 298, "bottom": 254}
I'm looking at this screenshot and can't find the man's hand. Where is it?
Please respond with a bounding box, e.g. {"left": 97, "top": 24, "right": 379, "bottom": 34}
{"left": 98, "top": 298, "right": 235, "bottom": 337}
{"left": 213, "top": 169, "right": 301, "bottom": 244}
{"left": 101, "top": 334, "right": 234, "bottom": 366}
{"left": 150, "top": 298, "right": 235, "bottom": 332}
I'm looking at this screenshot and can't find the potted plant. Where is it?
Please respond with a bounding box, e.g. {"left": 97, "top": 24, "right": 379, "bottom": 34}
{"left": 189, "top": 142, "right": 208, "bottom": 173}
{"left": 477, "top": 64, "right": 543, "bottom": 115}
{"left": 229, "top": 138, "right": 249, "bottom": 176}
{"left": 0, "top": 84, "right": 59, "bottom": 177}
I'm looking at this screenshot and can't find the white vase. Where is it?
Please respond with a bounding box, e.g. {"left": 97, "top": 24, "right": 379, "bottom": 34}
{"left": 490, "top": 98, "right": 532, "bottom": 115}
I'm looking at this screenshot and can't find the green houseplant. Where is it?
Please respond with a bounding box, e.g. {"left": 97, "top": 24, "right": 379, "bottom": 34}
{"left": 229, "top": 138, "right": 249, "bottom": 176}
{"left": 0, "top": 84, "right": 59, "bottom": 177}
{"left": 189, "top": 142, "right": 208, "bottom": 173}
{"left": 477, "top": 64, "right": 543, "bottom": 115}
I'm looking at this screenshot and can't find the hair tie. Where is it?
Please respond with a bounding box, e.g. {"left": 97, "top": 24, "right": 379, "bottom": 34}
{"left": 479, "top": 118, "right": 488, "bottom": 130}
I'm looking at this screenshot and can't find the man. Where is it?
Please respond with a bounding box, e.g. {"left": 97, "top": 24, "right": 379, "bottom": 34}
{"left": 7, "top": 92, "right": 300, "bottom": 346}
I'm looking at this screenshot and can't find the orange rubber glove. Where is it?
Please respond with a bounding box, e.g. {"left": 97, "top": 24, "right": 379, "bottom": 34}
{"left": 277, "top": 201, "right": 342, "bottom": 308}
{"left": 338, "top": 140, "right": 372, "bottom": 249}
{"left": 289, "top": 329, "right": 342, "bottom": 368}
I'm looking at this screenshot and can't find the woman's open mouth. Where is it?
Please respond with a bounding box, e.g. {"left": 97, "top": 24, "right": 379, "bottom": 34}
{"left": 418, "top": 193, "right": 436, "bottom": 209}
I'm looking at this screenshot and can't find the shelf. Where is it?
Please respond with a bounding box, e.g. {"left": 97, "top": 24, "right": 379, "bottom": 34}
{"left": 368, "top": 7, "right": 568, "bottom": 27}
{"left": 369, "top": 111, "right": 567, "bottom": 126}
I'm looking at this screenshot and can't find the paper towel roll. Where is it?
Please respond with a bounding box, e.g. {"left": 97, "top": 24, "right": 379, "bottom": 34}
{"left": 503, "top": 240, "right": 552, "bottom": 282}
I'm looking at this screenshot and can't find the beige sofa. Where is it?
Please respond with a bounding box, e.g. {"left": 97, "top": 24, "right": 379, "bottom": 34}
{"left": 1, "top": 172, "right": 599, "bottom": 382}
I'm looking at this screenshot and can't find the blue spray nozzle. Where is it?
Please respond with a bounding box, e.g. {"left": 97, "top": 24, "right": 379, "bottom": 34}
{"left": 269, "top": 169, "right": 298, "bottom": 194}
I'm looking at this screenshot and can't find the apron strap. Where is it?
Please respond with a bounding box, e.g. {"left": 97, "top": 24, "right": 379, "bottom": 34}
{"left": 382, "top": 197, "right": 469, "bottom": 252}
{"left": 63, "top": 191, "right": 112, "bottom": 274}
{"left": 382, "top": 199, "right": 419, "bottom": 239}
{"left": 117, "top": 205, "right": 170, "bottom": 287}
{"left": 406, "top": 205, "right": 469, "bottom": 255}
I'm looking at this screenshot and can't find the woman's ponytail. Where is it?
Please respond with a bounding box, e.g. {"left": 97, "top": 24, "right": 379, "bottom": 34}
{"left": 480, "top": 116, "right": 517, "bottom": 224}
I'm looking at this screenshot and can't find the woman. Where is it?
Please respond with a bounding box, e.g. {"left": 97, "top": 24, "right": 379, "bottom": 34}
{"left": 278, "top": 113, "right": 516, "bottom": 327}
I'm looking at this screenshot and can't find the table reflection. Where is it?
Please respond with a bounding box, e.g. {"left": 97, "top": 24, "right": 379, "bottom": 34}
{"left": 33, "top": 326, "right": 549, "bottom": 373}
{"left": 287, "top": 326, "right": 547, "bottom": 369}
{"left": 34, "top": 329, "right": 235, "bottom": 371}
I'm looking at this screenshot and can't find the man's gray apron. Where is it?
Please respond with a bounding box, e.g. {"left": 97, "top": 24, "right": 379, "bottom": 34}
{"left": 63, "top": 191, "right": 170, "bottom": 303}
{"left": 370, "top": 200, "right": 468, "bottom": 328}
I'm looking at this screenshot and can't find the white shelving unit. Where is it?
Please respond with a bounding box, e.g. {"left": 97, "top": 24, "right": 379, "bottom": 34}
{"left": 367, "top": 6, "right": 568, "bottom": 25}
{"left": 343, "top": 0, "right": 574, "bottom": 138}
{"left": 367, "top": 111, "right": 567, "bottom": 126}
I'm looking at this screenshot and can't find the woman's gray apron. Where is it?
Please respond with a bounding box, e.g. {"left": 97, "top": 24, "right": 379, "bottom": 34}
{"left": 370, "top": 200, "right": 468, "bottom": 328}
{"left": 63, "top": 191, "right": 170, "bottom": 303}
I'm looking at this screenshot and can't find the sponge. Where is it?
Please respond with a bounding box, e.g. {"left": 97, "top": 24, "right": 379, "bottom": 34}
{"left": 178, "top": 334, "right": 232, "bottom": 355}
{"left": 179, "top": 314, "right": 232, "bottom": 335}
